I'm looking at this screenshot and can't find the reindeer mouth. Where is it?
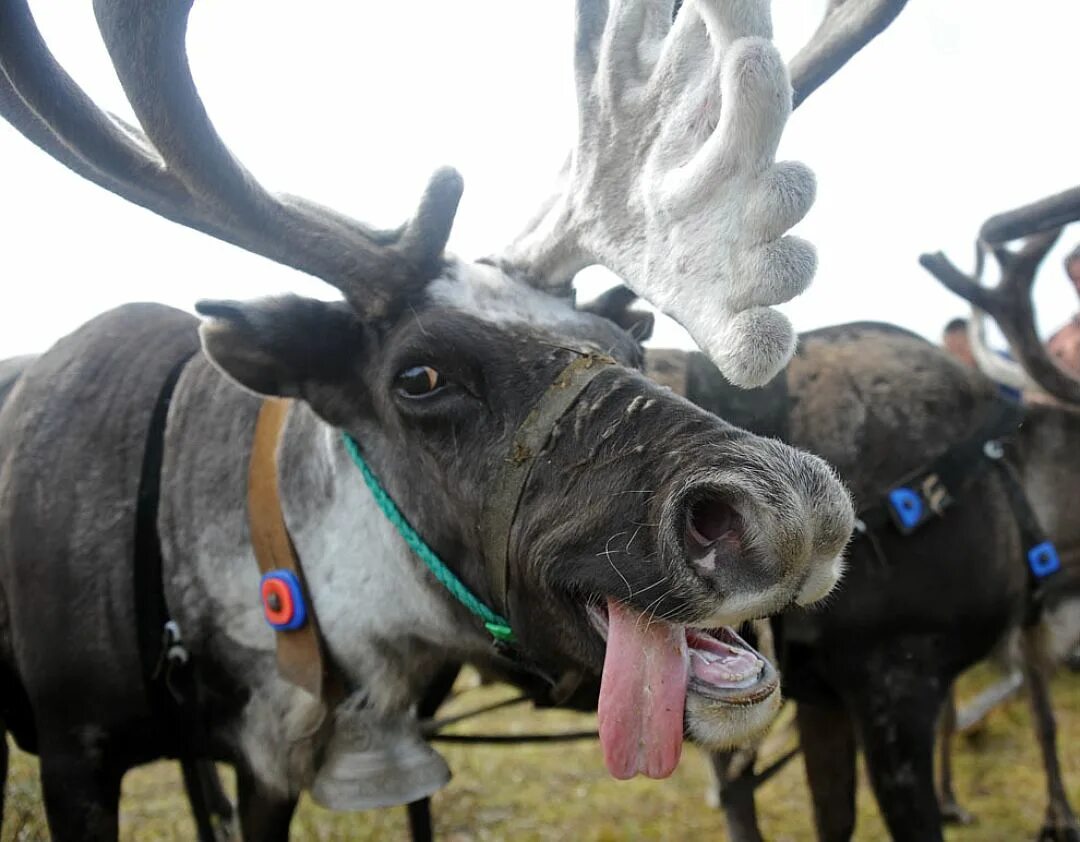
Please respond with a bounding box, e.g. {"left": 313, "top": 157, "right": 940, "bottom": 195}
{"left": 586, "top": 600, "right": 779, "bottom": 780}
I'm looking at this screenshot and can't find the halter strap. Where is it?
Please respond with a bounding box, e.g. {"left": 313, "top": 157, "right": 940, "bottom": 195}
{"left": 478, "top": 352, "right": 616, "bottom": 619}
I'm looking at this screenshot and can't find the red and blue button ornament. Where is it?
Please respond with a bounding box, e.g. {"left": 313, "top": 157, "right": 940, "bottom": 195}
{"left": 260, "top": 571, "right": 308, "bottom": 631}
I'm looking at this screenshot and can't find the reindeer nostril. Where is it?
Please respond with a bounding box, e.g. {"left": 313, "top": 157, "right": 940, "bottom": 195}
{"left": 686, "top": 494, "right": 741, "bottom": 550}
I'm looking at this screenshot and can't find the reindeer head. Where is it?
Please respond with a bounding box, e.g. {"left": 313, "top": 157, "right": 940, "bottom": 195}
{"left": 2, "top": 0, "right": 903, "bottom": 779}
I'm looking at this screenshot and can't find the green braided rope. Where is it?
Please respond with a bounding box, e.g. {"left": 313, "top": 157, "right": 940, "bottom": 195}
{"left": 341, "top": 433, "right": 515, "bottom": 643}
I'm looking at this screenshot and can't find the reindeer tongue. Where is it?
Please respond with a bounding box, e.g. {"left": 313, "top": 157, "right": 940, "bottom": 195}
{"left": 597, "top": 598, "right": 689, "bottom": 780}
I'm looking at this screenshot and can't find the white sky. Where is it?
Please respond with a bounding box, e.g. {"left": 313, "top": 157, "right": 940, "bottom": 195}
{"left": 2, "top": 1, "right": 1079, "bottom": 359}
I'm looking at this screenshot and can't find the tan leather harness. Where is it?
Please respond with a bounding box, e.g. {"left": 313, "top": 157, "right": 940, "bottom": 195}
{"left": 248, "top": 397, "right": 344, "bottom": 705}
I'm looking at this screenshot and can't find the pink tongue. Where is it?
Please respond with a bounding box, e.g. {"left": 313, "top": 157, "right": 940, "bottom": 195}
{"left": 597, "top": 598, "right": 689, "bottom": 780}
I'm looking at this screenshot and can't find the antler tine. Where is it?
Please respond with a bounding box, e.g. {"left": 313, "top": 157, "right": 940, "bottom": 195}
{"left": 0, "top": 0, "right": 461, "bottom": 318}
{"left": 978, "top": 186, "right": 1080, "bottom": 245}
{"left": 0, "top": 1, "right": 222, "bottom": 235}
{"left": 496, "top": 0, "right": 824, "bottom": 388}
{"left": 788, "top": 0, "right": 908, "bottom": 109}
{"left": 920, "top": 227, "right": 1080, "bottom": 405}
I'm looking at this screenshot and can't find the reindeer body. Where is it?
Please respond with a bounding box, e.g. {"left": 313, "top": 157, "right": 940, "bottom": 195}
{"left": 668, "top": 322, "right": 1078, "bottom": 842}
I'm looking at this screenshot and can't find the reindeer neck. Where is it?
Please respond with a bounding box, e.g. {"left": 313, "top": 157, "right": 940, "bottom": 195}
{"left": 160, "top": 357, "right": 475, "bottom": 718}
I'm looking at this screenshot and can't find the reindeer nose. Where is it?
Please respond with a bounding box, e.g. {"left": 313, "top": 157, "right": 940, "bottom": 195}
{"left": 794, "top": 452, "right": 856, "bottom": 562}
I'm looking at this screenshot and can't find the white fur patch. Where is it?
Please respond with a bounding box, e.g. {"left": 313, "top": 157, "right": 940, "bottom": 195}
{"left": 428, "top": 260, "right": 592, "bottom": 330}
{"left": 175, "top": 419, "right": 485, "bottom": 797}
{"left": 284, "top": 425, "right": 471, "bottom": 714}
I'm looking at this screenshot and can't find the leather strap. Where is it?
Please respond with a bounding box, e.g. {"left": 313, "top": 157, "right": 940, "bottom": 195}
{"left": 248, "top": 397, "right": 343, "bottom": 704}
{"left": 479, "top": 353, "right": 615, "bottom": 619}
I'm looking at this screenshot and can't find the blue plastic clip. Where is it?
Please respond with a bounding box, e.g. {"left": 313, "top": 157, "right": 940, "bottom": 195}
{"left": 260, "top": 570, "right": 308, "bottom": 631}
{"left": 888, "top": 487, "right": 924, "bottom": 532}
{"left": 1027, "top": 541, "right": 1061, "bottom": 579}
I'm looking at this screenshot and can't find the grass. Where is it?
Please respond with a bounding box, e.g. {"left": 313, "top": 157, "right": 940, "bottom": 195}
{"left": 2, "top": 667, "right": 1077, "bottom": 841}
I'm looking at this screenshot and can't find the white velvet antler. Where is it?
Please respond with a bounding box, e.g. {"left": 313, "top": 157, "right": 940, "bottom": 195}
{"left": 497, "top": 0, "right": 816, "bottom": 387}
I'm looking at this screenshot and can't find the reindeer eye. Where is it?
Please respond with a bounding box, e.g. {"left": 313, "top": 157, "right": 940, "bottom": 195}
{"left": 396, "top": 365, "right": 444, "bottom": 397}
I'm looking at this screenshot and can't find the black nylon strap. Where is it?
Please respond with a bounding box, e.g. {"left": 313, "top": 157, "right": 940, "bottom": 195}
{"left": 855, "top": 399, "right": 1025, "bottom": 534}
{"left": 134, "top": 353, "right": 236, "bottom": 840}
{"left": 479, "top": 353, "right": 615, "bottom": 618}
{"left": 850, "top": 398, "right": 1058, "bottom": 626}
{"left": 134, "top": 351, "right": 195, "bottom": 701}
{"left": 989, "top": 457, "right": 1055, "bottom": 626}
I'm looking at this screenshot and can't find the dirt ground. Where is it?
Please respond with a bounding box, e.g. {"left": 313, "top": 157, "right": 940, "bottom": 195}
{"left": 2, "top": 666, "right": 1077, "bottom": 841}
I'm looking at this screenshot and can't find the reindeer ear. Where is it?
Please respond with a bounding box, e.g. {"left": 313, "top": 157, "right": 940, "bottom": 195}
{"left": 196, "top": 296, "right": 363, "bottom": 398}
{"left": 581, "top": 285, "right": 656, "bottom": 342}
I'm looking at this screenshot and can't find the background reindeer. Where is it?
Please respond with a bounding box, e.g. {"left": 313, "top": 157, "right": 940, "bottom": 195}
{"left": 674, "top": 191, "right": 1080, "bottom": 842}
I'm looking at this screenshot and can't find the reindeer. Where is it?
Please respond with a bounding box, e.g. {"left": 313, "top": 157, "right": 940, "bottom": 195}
{"left": 668, "top": 190, "right": 1080, "bottom": 842}
{"left": 0, "top": 1, "right": 871, "bottom": 839}
{"left": 921, "top": 187, "right": 1080, "bottom": 841}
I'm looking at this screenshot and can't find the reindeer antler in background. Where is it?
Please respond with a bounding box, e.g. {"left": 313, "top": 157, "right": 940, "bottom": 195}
{"left": 497, "top": 0, "right": 909, "bottom": 388}
{"left": 920, "top": 188, "right": 1080, "bottom": 405}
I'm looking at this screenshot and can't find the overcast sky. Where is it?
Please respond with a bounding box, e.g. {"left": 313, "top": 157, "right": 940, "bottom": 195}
{"left": 2, "top": 1, "right": 1079, "bottom": 359}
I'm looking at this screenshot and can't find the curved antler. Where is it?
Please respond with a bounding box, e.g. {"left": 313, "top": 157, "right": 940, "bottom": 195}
{"left": 494, "top": 0, "right": 910, "bottom": 389}
{"left": 920, "top": 192, "right": 1080, "bottom": 405}
{"left": 789, "top": 0, "right": 909, "bottom": 108}
{"left": 0, "top": 0, "right": 461, "bottom": 318}
{"left": 493, "top": 0, "right": 814, "bottom": 388}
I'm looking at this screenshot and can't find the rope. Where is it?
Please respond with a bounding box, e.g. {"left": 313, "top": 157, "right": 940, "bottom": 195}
{"left": 341, "top": 433, "right": 515, "bottom": 643}
{"left": 429, "top": 731, "right": 599, "bottom": 745}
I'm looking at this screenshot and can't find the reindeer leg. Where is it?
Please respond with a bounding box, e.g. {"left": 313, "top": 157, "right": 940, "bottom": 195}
{"left": 1019, "top": 623, "right": 1080, "bottom": 842}
{"left": 797, "top": 700, "right": 857, "bottom": 842}
{"left": 707, "top": 748, "right": 764, "bottom": 842}
{"left": 235, "top": 764, "right": 296, "bottom": 842}
{"left": 846, "top": 661, "right": 946, "bottom": 842}
{"left": 181, "top": 758, "right": 237, "bottom": 842}
{"left": 937, "top": 685, "right": 974, "bottom": 825}
{"left": 38, "top": 740, "right": 123, "bottom": 842}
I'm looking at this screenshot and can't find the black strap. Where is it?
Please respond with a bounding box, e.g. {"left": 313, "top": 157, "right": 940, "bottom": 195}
{"left": 988, "top": 457, "right": 1058, "bottom": 626}
{"left": 851, "top": 398, "right": 1059, "bottom": 626}
{"left": 854, "top": 399, "right": 1025, "bottom": 535}
{"left": 134, "top": 352, "right": 195, "bottom": 702}
{"left": 133, "top": 353, "right": 234, "bottom": 840}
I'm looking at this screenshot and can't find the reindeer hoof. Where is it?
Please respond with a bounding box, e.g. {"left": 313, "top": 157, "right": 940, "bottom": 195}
{"left": 940, "top": 802, "right": 975, "bottom": 826}
{"left": 1037, "top": 821, "right": 1080, "bottom": 841}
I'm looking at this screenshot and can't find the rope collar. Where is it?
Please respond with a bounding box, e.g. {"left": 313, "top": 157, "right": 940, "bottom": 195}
{"left": 341, "top": 433, "right": 515, "bottom": 643}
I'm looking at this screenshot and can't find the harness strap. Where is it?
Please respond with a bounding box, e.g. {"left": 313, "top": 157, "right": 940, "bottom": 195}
{"left": 855, "top": 399, "right": 1025, "bottom": 534}
{"left": 134, "top": 352, "right": 237, "bottom": 840}
{"left": 135, "top": 352, "right": 196, "bottom": 703}
{"left": 249, "top": 398, "right": 345, "bottom": 704}
{"left": 851, "top": 398, "right": 1059, "bottom": 625}
{"left": 987, "top": 456, "right": 1058, "bottom": 626}
{"left": 479, "top": 353, "right": 616, "bottom": 619}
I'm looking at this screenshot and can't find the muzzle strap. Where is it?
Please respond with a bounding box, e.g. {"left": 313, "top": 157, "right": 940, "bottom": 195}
{"left": 479, "top": 353, "right": 616, "bottom": 620}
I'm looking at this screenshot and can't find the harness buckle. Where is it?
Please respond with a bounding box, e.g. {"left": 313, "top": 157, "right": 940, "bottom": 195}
{"left": 163, "top": 620, "right": 190, "bottom": 665}
{"left": 1028, "top": 541, "right": 1061, "bottom": 579}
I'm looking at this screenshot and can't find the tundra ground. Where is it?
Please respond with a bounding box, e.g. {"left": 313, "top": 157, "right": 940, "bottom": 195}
{"left": 2, "top": 666, "right": 1077, "bottom": 841}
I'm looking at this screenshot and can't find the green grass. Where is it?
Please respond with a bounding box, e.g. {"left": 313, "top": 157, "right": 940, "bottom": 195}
{"left": 3, "top": 668, "right": 1077, "bottom": 841}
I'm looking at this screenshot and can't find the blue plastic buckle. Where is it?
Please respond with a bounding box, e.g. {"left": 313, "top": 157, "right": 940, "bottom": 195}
{"left": 1027, "top": 541, "right": 1061, "bottom": 579}
{"left": 887, "top": 487, "right": 925, "bottom": 534}
{"left": 260, "top": 570, "right": 308, "bottom": 631}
